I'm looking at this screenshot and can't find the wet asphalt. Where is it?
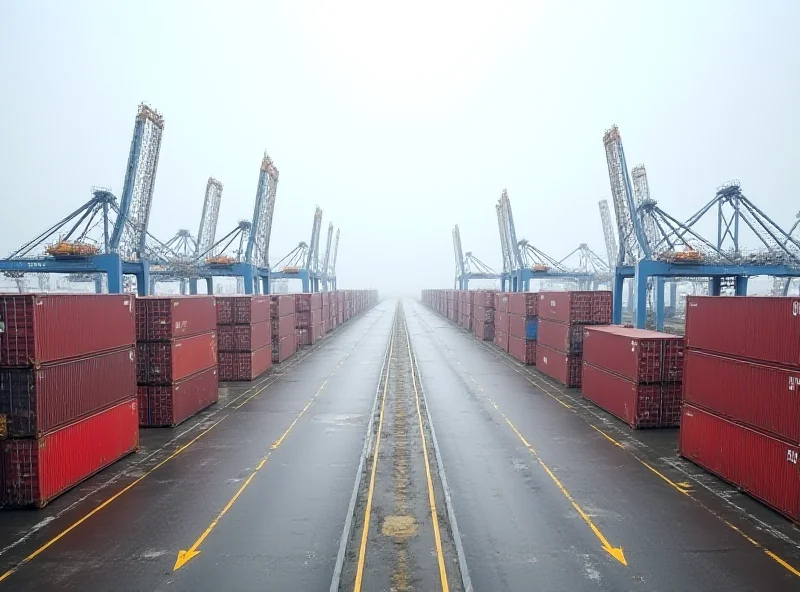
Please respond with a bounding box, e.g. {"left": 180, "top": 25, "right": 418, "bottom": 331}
{"left": 0, "top": 297, "right": 799, "bottom": 591}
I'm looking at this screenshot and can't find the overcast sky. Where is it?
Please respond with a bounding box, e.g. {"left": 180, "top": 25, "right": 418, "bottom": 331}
{"left": 1, "top": 0, "right": 797, "bottom": 294}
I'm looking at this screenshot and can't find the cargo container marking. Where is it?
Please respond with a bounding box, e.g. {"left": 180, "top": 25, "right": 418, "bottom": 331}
{"left": 174, "top": 379, "right": 329, "bottom": 571}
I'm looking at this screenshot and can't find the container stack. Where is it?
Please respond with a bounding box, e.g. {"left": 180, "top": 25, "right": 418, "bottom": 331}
{"left": 136, "top": 296, "right": 218, "bottom": 428}
{"left": 270, "top": 295, "right": 296, "bottom": 363}
{"left": 322, "top": 292, "right": 332, "bottom": 334}
{"left": 458, "top": 291, "right": 473, "bottom": 330}
{"left": 494, "top": 292, "right": 510, "bottom": 352}
{"left": 217, "top": 296, "right": 272, "bottom": 382}
{"left": 582, "top": 326, "right": 683, "bottom": 428}
{"left": 296, "top": 293, "right": 323, "bottom": 346}
{"left": 536, "top": 291, "right": 612, "bottom": 387}
{"left": 507, "top": 292, "right": 538, "bottom": 365}
{"left": 0, "top": 294, "right": 139, "bottom": 507}
{"left": 680, "top": 296, "right": 800, "bottom": 523}
{"left": 472, "top": 290, "right": 496, "bottom": 342}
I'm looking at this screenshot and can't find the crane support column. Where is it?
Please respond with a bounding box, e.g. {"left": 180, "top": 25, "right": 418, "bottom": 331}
{"left": 735, "top": 276, "right": 748, "bottom": 295}
{"left": 710, "top": 277, "right": 722, "bottom": 296}
{"left": 612, "top": 270, "right": 625, "bottom": 324}
{"left": 655, "top": 276, "right": 665, "bottom": 331}
{"left": 633, "top": 262, "right": 650, "bottom": 328}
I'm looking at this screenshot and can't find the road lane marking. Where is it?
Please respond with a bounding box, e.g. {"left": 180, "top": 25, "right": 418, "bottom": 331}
{"left": 0, "top": 415, "right": 228, "bottom": 583}
{"left": 405, "top": 312, "right": 450, "bottom": 592}
{"left": 174, "top": 380, "right": 328, "bottom": 570}
{"left": 353, "top": 315, "right": 396, "bottom": 591}
{"left": 0, "top": 307, "right": 389, "bottom": 584}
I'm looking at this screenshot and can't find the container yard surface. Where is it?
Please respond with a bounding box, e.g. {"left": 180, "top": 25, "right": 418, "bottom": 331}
{"left": 2, "top": 299, "right": 800, "bottom": 591}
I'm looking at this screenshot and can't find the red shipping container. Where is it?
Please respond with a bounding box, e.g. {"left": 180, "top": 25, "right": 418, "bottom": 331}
{"left": 508, "top": 314, "right": 534, "bottom": 340}
{"left": 136, "top": 296, "right": 216, "bottom": 341}
{"left": 137, "top": 332, "right": 217, "bottom": 385}
{"left": 218, "top": 323, "right": 271, "bottom": 353}
{"left": 537, "top": 319, "right": 585, "bottom": 355}
{"left": 277, "top": 313, "right": 295, "bottom": 338}
{"left": 322, "top": 292, "right": 330, "bottom": 308}
{"left": 495, "top": 311, "right": 511, "bottom": 334}
{"left": 312, "top": 309, "right": 322, "bottom": 326}
{"left": 0, "top": 294, "right": 135, "bottom": 367}
{"left": 138, "top": 367, "right": 218, "bottom": 427}
{"left": 1, "top": 399, "right": 138, "bottom": 507}
{"left": 474, "top": 291, "right": 495, "bottom": 308}
{"left": 216, "top": 296, "right": 270, "bottom": 325}
{"left": 219, "top": 347, "right": 272, "bottom": 381}
{"left": 661, "top": 383, "right": 683, "bottom": 428}
{"left": 273, "top": 334, "right": 296, "bottom": 363}
{"left": 295, "top": 293, "right": 323, "bottom": 312}
{"left": 538, "top": 291, "right": 611, "bottom": 325}
{"left": 496, "top": 293, "right": 509, "bottom": 314}
{"left": 679, "top": 404, "right": 800, "bottom": 523}
{"left": 583, "top": 326, "right": 684, "bottom": 384}
{"left": 508, "top": 293, "right": 538, "bottom": 316}
{"left": 474, "top": 306, "right": 495, "bottom": 324}
{"left": 508, "top": 335, "right": 535, "bottom": 364}
{"left": 684, "top": 350, "right": 800, "bottom": 444}
{"left": 270, "top": 295, "right": 295, "bottom": 318}
{"left": 494, "top": 330, "right": 509, "bottom": 352}
{"left": 536, "top": 344, "right": 582, "bottom": 387}
{"left": 686, "top": 296, "right": 800, "bottom": 367}
{"left": 474, "top": 321, "right": 494, "bottom": 342}
{"left": 582, "top": 363, "right": 663, "bottom": 429}
{"left": 0, "top": 347, "right": 136, "bottom": 438}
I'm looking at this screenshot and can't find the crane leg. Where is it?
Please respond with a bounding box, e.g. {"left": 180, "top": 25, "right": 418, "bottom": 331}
{"left": 612, "top": 271, "right": 624, "bottom": 324}
{"left": 709, "top": 277, "right": 722, "bottom": 296}
{"left": 734, "top": 276, "right": 748, "bottom": 296}
{"left": 633, "top": 263, "right": 649, "bottom": 329}
{"left": 655, "top": 277, "right": 665, "bottom": 331}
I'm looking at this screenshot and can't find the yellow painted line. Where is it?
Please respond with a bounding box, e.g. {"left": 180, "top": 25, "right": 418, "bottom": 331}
{"left": 174, "top": 379, "right": 329, "bottom": 571}
{"left": 724, "top": 520, "right": 800, "bottom": 577}
{"left": 353, "top": 317, "right": 395, "bottom": 592}
{"left": 590, "top": 424, "right": 623, "bottom": 448}
{"left": 406, "top": 325, "right": 450, "bottom": 592}
{"left": 0, "top": 414, "right": 228, "bottom": 583}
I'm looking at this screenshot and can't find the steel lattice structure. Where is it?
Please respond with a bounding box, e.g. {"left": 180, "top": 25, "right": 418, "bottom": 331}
{"left": 245, "top": 153, "right": 279, "bottom": 269}
{"left": 196, "top": 178, "right": 224, "bottom": 257}
{"left": 598, "top": 199, "right": 618, "bottom": 268}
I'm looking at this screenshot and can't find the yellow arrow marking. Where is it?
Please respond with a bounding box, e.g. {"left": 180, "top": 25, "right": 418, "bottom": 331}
{"left": 174, "top": 381, "right": 327, "bottom": 571}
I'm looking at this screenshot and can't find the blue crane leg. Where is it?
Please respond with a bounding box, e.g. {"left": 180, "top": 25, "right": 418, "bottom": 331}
{"left": 612, "top": 270, "right": 625, "bottom": 324}
{"left": 188, "top": 278, "right": 198, "bottom": 295}
{"left": 96, "top": 254, "right": 123, "bottom": 294}
{"left": 206, "top": 277, "right": 214, "bottom": 295}
{"left": 655, "top": 276, "right": 665, "bottom": 331}
{"left": 136, "top": 261, "right": 150, "bottom": 297}
{"left": 633, "top": 262, "right": 650, "bottom": 329}
{"left": 735, "top": 276, "right": 748, "bottom": 295}
{"left": 710, "top": 277, "right": 722, "bottom": 296}
{"left": 242, "top": 265, "right": 254, "bottom": 294}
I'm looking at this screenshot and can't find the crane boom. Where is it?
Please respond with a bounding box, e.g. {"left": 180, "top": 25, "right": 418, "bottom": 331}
{"left": 321, "top": 222, "right": 334, "bottom": 280}
{"left": 196, "top": 177, "right": 223, "bottom": 257}
{"left": 331, "top": 229, "right": 340, "bottom": 276}
{"left": 245, "top": 153, "right": 280, "bottom": 268}
{"left": 111, "top": 103, "right": 165, "bottom": 260}
{"left": 630, "top": 164, "right": 659, "bottom": 249}
{"left": 453, "top": 225, "right": 466, "bottom": 278}
{"left": 496, "top": 203, "right": 511, "bottom": 273}
{"left": 598, "top": 199, "right": 618, "bottom": 268}
{"left": 305, "top": 207, "right": 323, "bottom": 272}
{"left": 500, "top": 190, "right": 523, "bottom": 271}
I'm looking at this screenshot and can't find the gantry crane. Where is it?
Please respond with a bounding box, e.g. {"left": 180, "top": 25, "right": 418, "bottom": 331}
{"left": 598, "top": 199, "right": 618, "bottom": 269}
{"left": 0, "top": 103, "right": 169, "bottom": 295}
{"left": 271, "top": 207, "right": 324, "bottom": 293}
{"left": 320, "top": 223, "right": 334, "bottom": 292}
{"left": 452, "top": 224, "right": 500, "bottom": 290}
{"left": 196, "top": 178, "right": 224, "bottom": 258}
{"left": 329, "top": 229, "right": 340, "bottom": 291}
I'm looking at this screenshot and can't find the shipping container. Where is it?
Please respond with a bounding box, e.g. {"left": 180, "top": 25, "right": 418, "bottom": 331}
{"left": 684, "top": 350, "right": 800, "bottom": 444}
{"left": 0, "top": 294, "right": 135, "bottom": 367}
{"left": 536, "top": 344, "right": 582, "bottom": 387}
{"left": 137, "top": 332, "right": 217, "bottom": 385}
{"left": 474, "top": 306, "right": 495, "bottom": 324}
{"left": 508, "top": 314, "right": 537, "bottom": 340}
{"left": 494, "top": 330, "right": 509, "bottom": 352}
{"left": 526, "top": 317, "right": 538, "bottom": 340}
{"left": 277, "top": 313, "right": 295, "bottom": 339}
{"left": 219, "top": 345, "right": 273, "bottom": 381}
{"left": 686, "top": 296, "right": 800, "bottom": 367}
{"left": 138, "top": 367, "right": 218, "bottom": 427}
{"left": 495, "top": 311, "right": 511, "bottom": 335}
{"left": 508, "top": 334, "right": 536, "bottom": 364}
{"left": 537, "top": 319, "right": 585, "bottom": 355}
{"left": 508, "top": 292, "right": 538, "bottom": 316}
{"left": 136, "top": 296, "right": 216, "bottom": 341}
{"left": 1, "top": 399, "right": 139, "bottom": 507}
{"left": 473, "top": 291, "right": 496, "bottom": 308}
{"left": 216, "top": 296, "right": 270, "bottom": 325}
{"left": 273, "top": 334, "right": 296, "bottom": 363}
{"left": 537, "top": 291, "right": 612, "bottom": 325}
{"left": 679, "top": 404, "right": 800, "bottom": 523}
{"left": 583, "top": 326, "right": 684, "bottom": 384}
{"left": 270, "top": 295, "right": 295, "bottom": 318}
{"left": 0, "top": 347, "right": 135, "bottom": 438}
{"left": 218, "top": 322, "right": 271, "bottom": 353}
{"left": 474, "top": 321, "right": 495, "bottom": 342}
{"left": 496, "top": 293, "right": 509, "bottom": 314}
{"left": 582, "top": 363, "right": 666, "bottom": 429}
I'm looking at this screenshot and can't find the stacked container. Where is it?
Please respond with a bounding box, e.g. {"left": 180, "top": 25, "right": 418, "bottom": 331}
{"left": 507, "top": 292, "right": 538, "bottom": 365}
{"left": 458, "top": 291, "right": 473, "bottom": 330}
{"left": 271, "top": 294, "right": 296, "bottom": 363}
{"left": 473, "top": 290, "right": 496, "bottom": 342}
{"left": 136, "top": 297, "right": 218, "bottom": 428}
{"left": 0, "top": 294, "right": 139, "bottom": 507}
{"left": 217, "top": 296, "right": 272, "bottom": 381}
{"left": 680, "top": 296, "right": 800, "bottom": 523}
{"left": 296, "top": 293, "right": 324, "bottom": 346}
{"left": 582, "top": 326, "right": 683, "bottom": 428}
{"left": 536, "top": 291, "right": 612, "bottom": 387}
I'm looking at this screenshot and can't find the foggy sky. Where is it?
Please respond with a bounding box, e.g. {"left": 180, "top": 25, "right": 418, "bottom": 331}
{"left": 1, "top": 1, "right": 798, "bottom": 295}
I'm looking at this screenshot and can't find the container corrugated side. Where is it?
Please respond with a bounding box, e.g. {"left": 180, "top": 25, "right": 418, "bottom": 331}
{"left": 581, "top": 363, "right": 662, "bottom": 428}
{"left": 526, "top": 317, "right": 538, "bottom": 340}
{"left": 0, "top": 294, "right": 135, "bottom": 367}
{"left": 273, "top": 335, "right": 296, "bottom": 363}
{"left": 136, "top": 332, "right": 217, "bottom": 385}
{"left": 537, "top": 319, "right": 585, "bottom": 355}
{"left": 536, "top": 344, "right": 582, "bottom": 387}
{"left": 582, "top": 326, "right": 684, "bottom": 384}
{"left": 270, "top": 295, "right": 295, "bottom": 318}
{"left": 138, "top": 367, "right": 218, "bottom": 427}
{"left": 685, "top": 296, "right": 800, "bottom": 367}
{"left": 1, "top": 399, "right": 138, "bottom": 507}
{"left": 0, "top": 347, "right": 136, "bottom": 438}
{"left": 508, "top": 314, "right": 536, "bottom": 340}
{"left": 679, "top": 404, "right": 800, "bottom": 523}
{"left": 508, "top": 335, "right": 535, "bottom": 364}
{"left": 494, "top": 330, "right": 509, "bottom": 352}
{"left": 219, "top": 346, "right": 272, "bottom": 381}
{"left": 684, "top": 350, "right": 800, "bottom": 444}
{"left": 495, "top": 311, "right": 511, "bottom": 335}
{"left": 508, "top": 293, "right": 538, "bottom": 316}
{"left": 474, "top": 320, "right": 494, "bottom": 342}
{"left": 135, "top": 296, "right": 216, "bottom": 341}
{"left": 537, "top": 291, "right": 612, "bottom": 325}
